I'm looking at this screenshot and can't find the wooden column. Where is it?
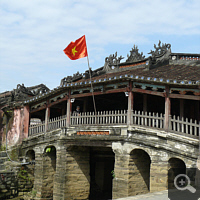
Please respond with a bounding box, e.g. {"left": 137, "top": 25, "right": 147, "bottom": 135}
{"left": 45, "top": 106, "right": 50, "bottom": 132}
{"left": 66, "top": 91, "right": 72, "bottom": 127}
{"left": 164, "top": 86, "right": 171, "bottom": 131}
{"left": 143, "top": 94, "right": 147, "bottom": 112}
{"left": 180, "top": 99, "right": 184, "bottom": 119}
{"left": 23, "top": 105, "right": 30, "bottom": 138}
{"left": 127, "top": 81, "right": 133, "bottom": 126}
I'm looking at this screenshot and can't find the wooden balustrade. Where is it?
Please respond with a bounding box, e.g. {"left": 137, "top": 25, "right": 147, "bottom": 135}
{"left": 170, "top": 115, "right": 199, "bottom": 136}
{"left": 71, "top": 110, "right": 127, "bottom": 125}
{"left": 28, "top": 110, "right": 199, "bottom": 137}
{"left": 48, "top": 115, "right": 67, "bottom": 131}
{"left": 132, "top": 111, "right": 164, "bottom": 129}
{"left": 29, "top": 121, "right": 45, "bottom": 136}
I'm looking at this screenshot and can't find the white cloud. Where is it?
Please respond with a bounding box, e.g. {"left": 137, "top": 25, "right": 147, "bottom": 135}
{"left": 0, "top": 0, "right": 200, "bottom": 92}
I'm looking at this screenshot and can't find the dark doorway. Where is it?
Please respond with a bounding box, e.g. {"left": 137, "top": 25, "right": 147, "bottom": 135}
{"left": 89, "top": 147, "right": 115, "bottom": 200}
{"left": 168, "top": 158, "right": 186, "bottom": 189}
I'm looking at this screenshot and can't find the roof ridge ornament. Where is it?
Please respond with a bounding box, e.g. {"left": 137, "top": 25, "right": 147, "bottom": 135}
{"left": 126, "top": 45, "right": 145, "bottom": 63}
{"left": 60, "top": 71, "right": 83, "bottom": 86}
{"left": 103, "top": 52, "right": 124, "bottom": 71}
{"left": 148, "top": 40, "right": 171, "bottom": 58}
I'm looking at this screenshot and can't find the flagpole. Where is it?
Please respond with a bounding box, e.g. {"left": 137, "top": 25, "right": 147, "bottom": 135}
{"left": 86, "top": 56, "right": 98, "bottom": 122}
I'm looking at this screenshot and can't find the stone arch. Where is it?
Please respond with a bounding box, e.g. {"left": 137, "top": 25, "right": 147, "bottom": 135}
{"left": 128, "top": 148, "right": 151, "bottom": 196}
{"left": 25, "top": 149, "right": 35, "bottom": 162}
{"left": 41, "top": 145, "right": 57, "bottom": 198}
{"left": 168, "top": 157, "right": 186, "bottom": 189}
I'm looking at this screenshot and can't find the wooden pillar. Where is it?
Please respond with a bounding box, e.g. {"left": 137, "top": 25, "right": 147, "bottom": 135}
{"left": 23, "top": 105, "right": 30, "bottom": 138}
{"left": 45, "top": 106, "right": 50, "bottom": 132}
{"left": 180, "top": 99, "right": 184, "bottom": 119}
{"left": 164, "top": 86, "right": 171, "bottom": 131}
{"left": 66, "top": 90, "right": 72, "bottom": 127}
{"left": 143, "top": 94, "right": 147, "bottom": 112}
{"left": 127, "top": 81, "right": 133, "bottom": 126}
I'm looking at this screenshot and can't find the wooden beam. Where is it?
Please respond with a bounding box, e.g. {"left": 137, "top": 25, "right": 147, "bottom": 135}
{"left": 132, "top": 88, "right": 164, "bottom": 97}
{"left": 132, "top": 87, "right": 200, "bottom": 100}
{"left": 30, "top": 105, "right": 46, "bottom": 113}
{"left": 48, "top": 95, "right": 68, "bottom": 107}
{"left": 169, "top": 93, "right": 200, "bottom": 101}
{"left": 71, "top": 88, "right": 127, "bottom": 98}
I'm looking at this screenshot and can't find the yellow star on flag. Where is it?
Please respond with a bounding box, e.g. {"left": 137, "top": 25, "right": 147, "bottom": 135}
{"left": 63, "top": 35, "right": 88, "bottom": 60}
{"left": 72, "top": 46, "right": 78, "bottom": 56}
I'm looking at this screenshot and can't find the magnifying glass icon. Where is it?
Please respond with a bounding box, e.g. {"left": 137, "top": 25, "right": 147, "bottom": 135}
{"left": 174, "top": 174, "right": 196, "bottom": 193}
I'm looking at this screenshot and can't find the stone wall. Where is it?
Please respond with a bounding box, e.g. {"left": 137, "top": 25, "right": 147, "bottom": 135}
{"left": 0, "top": 165, "right": 34, "bottom": 199}
{"left": 65, "top": 146, "right": 90, "bottom": 200}
{"left": 19, "top": 126, "right": 199, "bottom": 200}
{"left": 0, "top": 172, "right": 18, "bottom": 199}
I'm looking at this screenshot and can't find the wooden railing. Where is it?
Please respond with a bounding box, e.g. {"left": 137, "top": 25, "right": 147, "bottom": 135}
{"left": 170, "top": 115, "right": 199, "bottom": 137}
{"left": 48, "top": 115, "right": 67, "bottom": 131}
{"left": 133, "top": 111, "right": 164, "bottom": 129}
{"left": 28, "top": 110, "right": 199, "bottom": 137}
{"left": 29, "top": 121, "right": 45, "bottom": 136}
{"left": 71, "top": 110, "right": 127, "bottom": 125}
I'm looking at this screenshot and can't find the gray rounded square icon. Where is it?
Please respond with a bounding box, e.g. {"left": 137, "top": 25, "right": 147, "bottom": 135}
{"left": 168, "top": 168, "right": 200, "bottom": 200}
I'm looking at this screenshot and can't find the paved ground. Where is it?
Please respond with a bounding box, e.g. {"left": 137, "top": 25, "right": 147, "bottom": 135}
{"left": 115, "top": 190, "right": 168, "bottom": 200}
{"left": 116, "top": 189, "right": 200, "bottom": 200}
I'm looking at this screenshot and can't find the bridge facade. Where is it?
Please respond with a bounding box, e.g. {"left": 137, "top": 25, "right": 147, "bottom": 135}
{"left": 22, "top": 122, "right": 199, "bottom": 199}
{"left": 0, "top": 41, "right": 199, "bottom": 199}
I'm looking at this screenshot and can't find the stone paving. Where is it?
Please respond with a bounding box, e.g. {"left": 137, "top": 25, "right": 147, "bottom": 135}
{"left": 115, "top": 190, "right": 168, "bottom": 200}
{"left": 115, "top": 189, "right": 200, "bottom": 200}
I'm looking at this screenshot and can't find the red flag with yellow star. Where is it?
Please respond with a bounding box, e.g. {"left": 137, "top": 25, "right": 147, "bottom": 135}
{"left": 63, "top": 35, "right": 88, "bottom": 60}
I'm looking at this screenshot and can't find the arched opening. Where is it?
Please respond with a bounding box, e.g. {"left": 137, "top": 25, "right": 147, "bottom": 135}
{"left": 89, "top": 147, "right": 115, "bottom": 200}
{"left": 41, "top": 146, "right": 56, "bottom": 199}
{"left": 26, "top": 150, "right": 35, "bottom": 162}
{"left": 168, "top": 157, "right": 186, "bottom": 189}
{"left": 129, "top": 149, "right": 151, "bottom": 196}
{"left": 22, "top": 150, "right": 35, "bottom": 192}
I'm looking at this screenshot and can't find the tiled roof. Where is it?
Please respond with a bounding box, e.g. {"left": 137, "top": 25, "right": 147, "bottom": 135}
{"left": 75, "top": 64, "right": 200, "bottom": 83}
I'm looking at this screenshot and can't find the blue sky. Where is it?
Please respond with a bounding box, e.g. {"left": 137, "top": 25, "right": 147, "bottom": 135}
{"left": 0, "top": 0, "right": 200, "bottom": 93}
